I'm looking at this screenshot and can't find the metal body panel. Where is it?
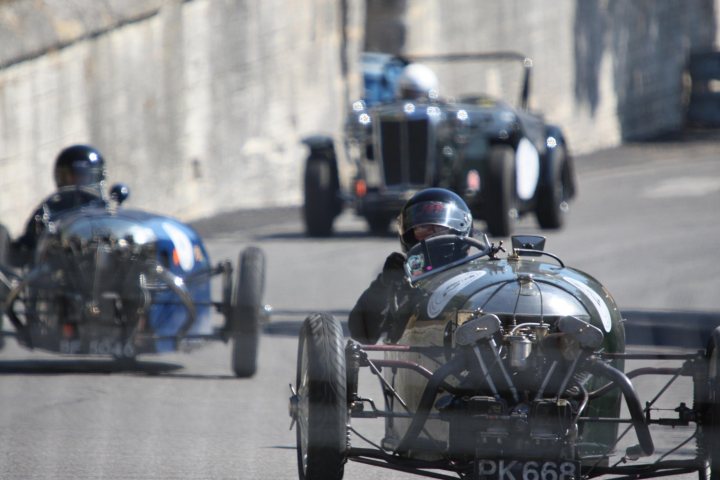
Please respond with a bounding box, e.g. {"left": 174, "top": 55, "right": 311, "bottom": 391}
{"left": 382, "top": 239, "right": 625, "bottom": 459}
{"left": 15, "top": 207, "right": 214, "bottom": 355}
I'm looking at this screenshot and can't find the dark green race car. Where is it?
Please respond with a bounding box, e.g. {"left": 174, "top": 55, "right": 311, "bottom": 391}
{"left": 290, "top": 234, "right": 720, "bottom": 480}
{"left": 302, "top": 52, "right": 577, "bottom": 239}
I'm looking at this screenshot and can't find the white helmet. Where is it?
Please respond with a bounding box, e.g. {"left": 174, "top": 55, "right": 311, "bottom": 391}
{"left": 397, "top": 63, "right": 439, "bottom": 100}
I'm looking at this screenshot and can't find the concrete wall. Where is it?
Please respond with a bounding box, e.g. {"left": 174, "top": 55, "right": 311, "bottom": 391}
{"left": 0, "top": 0, "right": 364, "bottom": 234}
{"left": 367, "top": 0, "right": 718, "bottom": 150}
{"left": 0, "top": 0, "right": 717, "bottom": 235}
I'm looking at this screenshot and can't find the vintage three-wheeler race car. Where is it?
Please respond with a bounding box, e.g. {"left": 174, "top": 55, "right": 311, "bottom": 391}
{"left": 0, "top": 185, "right": 266, "bottom": 377}
{"left": 289, "top": 234, "right": 720, "bottom": 479}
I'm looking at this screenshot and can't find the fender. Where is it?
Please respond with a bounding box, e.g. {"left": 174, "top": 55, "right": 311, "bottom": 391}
{"left": 301, "top": 135, "right": 336, "bottom": 157}
{"left": 302, "top": 135, "right": 340, "bottom": 188}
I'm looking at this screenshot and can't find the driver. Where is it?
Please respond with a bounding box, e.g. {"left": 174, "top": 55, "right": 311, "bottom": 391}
{"left": 348, "top": 188, "right": 474, "bottom": 344}
{"left": 396, "top": 63, "right": 440, "bottom": 101}
{"left": 11, "top": 144, "right": 108, "bottom": 266}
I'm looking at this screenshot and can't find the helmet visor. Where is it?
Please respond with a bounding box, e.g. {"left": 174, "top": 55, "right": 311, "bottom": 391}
{"left": 73, "top": 164, "right": 104, "bottom": 186}
{"left": 400, "top": 201, "right": 471, "bottom": 236}
{"left": 56, "top": 163, "right": 105, "bottom": 187}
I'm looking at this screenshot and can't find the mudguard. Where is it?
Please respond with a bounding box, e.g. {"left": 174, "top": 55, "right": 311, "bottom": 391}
{"left": 141, "top": 216, "right": 213, "bottom": 352}
{"left": 302, "top": 135, "right": 336, "bottom": 156}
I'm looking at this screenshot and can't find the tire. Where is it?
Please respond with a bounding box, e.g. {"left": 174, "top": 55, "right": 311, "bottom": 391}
{"left": 484, "top": 144, "right": 515, "bottom": 238}
{"left": 295, "top": 313, "right": 348, "bottom": 480}
{"left": 536, "top": 145, "right": 570, "bottom": 230}
{"left": 699, "top": 327, "right": 720, "bottom": 480}
{"left": 231, "top": 246, "right": 266, "bottom": 378}
{"left": 365, "top": 214, "right": 394, "bottom": 235}
{"left": 304, "top": 156, "right": 340, "bottom": 237}
{"left": 0, "top": 223, "right": 11, "bottom": 267}
{"left": 0, "top": 223, "right": 12, "bottom": 351}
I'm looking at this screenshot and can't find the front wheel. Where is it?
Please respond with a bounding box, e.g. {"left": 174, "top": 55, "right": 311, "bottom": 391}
{"left": 231, "top": 246, "right": 266, "bottom": 378}
{"left": 536, "top": 145, "right": 571, "bottom": 230}
{"left": 699, "top": 326, "right": 720, "bottom": 480}
{"left": 304, "top": 156, "right": 340, "bottom": 237}
{"left": 484, "top": 144, "right": 515, "bottom": 238}
{"left": 295, "top": 313, "right": 348, "bottom": 480}
{"left": 365, "top": 213, "right": 394, "bottom": 236}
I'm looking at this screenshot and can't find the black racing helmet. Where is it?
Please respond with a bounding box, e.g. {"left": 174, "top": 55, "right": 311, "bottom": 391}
{"left": 54, "top": 144, "right": 106, "bottom": 189}
{"left": 399, "top": 188, "right": 473, "bottom": 252}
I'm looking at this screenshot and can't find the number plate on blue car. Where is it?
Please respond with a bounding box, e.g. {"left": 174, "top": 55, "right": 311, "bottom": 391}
{"left": 476, "top": 459, "right": 580, "bottom": 480}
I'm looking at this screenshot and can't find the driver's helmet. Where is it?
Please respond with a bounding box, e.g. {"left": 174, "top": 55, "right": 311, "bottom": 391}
{"left": 399, "top": 188, "right": 473, "bottom": 252}
{"left": 54, "top": 144, "right": 106, "bottom": 190}
{"left": 396, "top": 63, "right": 439, "bottom": 100}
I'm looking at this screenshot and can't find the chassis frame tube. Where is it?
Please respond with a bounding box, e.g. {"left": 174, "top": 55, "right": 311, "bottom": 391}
{"left": 394, "top": 353, "right": 467, "bottom": 453}
{"left": 587, "top": 357, "right": 655, "bottom": 457}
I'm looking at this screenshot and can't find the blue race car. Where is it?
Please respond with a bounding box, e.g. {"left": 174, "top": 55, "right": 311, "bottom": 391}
{"left": 0, "top": 185, "right": 265, "bottom": 377}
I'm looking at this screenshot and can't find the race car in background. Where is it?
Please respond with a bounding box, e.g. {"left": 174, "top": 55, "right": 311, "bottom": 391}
{"left": 302, "top": 51, "right": 577, "bottom": 238}
{"left": 0, "top": 184, "right": 266, "bottom": 377}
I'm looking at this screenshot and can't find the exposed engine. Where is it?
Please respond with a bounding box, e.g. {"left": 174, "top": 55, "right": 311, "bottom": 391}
{"left": 438, "top": 313, "right": 604, "bottom": 461}
{"left": 25, "top": 216, "right": 158, "bottom": 353}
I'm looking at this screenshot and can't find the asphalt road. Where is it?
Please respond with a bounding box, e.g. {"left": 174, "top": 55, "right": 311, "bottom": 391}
{"left": 1, "top": 132, "right": 719, "bottom": 479}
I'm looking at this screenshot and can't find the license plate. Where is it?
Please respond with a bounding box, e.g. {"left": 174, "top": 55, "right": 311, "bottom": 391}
{"left": 476, "top": 459, "right": 580, "bottom": 480}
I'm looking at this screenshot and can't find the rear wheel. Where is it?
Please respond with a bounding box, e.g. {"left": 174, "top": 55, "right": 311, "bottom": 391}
{"left": 536, "top": 145, "right": 570, "bottom": 230}
{"left": 0, "top": 223, "right": 12, "bottom": 350}
{"left": 231, "top": 246, "right": 266, "bottom": 378}
{"left": 304, "top": 155, "right": 340, "bottom": 237}
{"left": 0, "top": 223, "right": 11, "bottom": 267}
{"left": 484, "top": 144, "right": 515, "bottom": 238}
{"left": 295, "top": 313, "right": 348, "bottom": 480}
{"left": 366, "top": 213, "right": 394, "bottom": 235}
{"left": 699, "top": 327, "right": 720, "bottom": 480}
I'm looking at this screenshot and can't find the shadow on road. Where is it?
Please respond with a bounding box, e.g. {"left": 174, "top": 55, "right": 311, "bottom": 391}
{"left": 0, "top": 357, "right": 249, "bottom": 379}
{"left": 0, "top": 357, "right": 185, "bottom": 375}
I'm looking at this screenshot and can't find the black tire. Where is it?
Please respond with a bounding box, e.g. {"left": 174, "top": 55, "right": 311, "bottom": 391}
{"left": 0, "top": 223, "right": 12, "bottom": 351}
{"left": 231, "top": 246, "right": 266, "bottom": 378}
{"left": 0, "top": 223, "right": 11, "bottom": 267}
{"left": 296, "top": 313, "right": 347, "bottom": 480}
{"left": 365, "top": 214, "right": 394, "bottom": 235}
{"left": 484, "top": 144, "right": 515, "bottom": 238}
{"left": 699, "top": 327, "right": 720, "bottom": 480}
{"left": 304, "top": 156, "right": 340, "bottom": 237}
{"left": 536, "top": 145, "right": 570, "bottom": 230}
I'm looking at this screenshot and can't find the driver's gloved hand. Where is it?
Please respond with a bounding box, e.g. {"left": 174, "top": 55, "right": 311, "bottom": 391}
{"left": 384, "top": 283, "right": 422, "bottom": 343}
{"left": 381, "top": 252, "right": 407, "bottom": 286}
